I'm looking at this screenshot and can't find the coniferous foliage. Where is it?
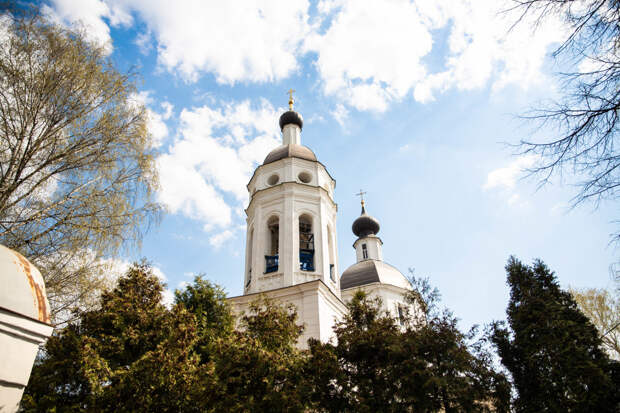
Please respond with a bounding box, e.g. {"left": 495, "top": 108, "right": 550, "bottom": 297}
{"left": 208, "top": 298, "right": 308, "bottom": 412}
{"left": 21, "top": 263, "right": 205, "bottom": 412}
{"left": 491, "top": 256, "right": 620, "bottom": 412}
{"left": 22, "top": 266, "right": 309, "bottom": 412}
{"left": 306, "top": 290, "right": 510, "bottom": 412}
{"left": 24, "top": 263, "right": 516, "bottom": 412}
{"left": 174, "top": 275, "right": 235, "bottom": 362}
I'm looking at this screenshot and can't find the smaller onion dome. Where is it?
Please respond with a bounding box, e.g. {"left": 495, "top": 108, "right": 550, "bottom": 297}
{"left": 279, "top": 110, "right": 303, "bottom": 131}
{"left": 352, "top": 203, "right": 380, "bottom": 238}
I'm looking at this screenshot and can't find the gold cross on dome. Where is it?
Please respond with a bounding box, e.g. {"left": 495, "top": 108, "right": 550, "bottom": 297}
{"left": 355, "top": 189, "right": 367, "bottom": 206}
{"left": 287, "top": 88, "right": 295, "bottom": 110}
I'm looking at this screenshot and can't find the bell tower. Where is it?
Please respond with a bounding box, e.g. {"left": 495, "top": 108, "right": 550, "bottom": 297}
{"left": 243, "top": 93, "right": 339, "bottom": 296}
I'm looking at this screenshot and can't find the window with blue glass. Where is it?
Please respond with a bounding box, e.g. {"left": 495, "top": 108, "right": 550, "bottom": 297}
{"left": 265, "top": 216, "right": 279, "bottom": 273}
{"left": 299, "top": 215, "right": 314, "bottom": 271}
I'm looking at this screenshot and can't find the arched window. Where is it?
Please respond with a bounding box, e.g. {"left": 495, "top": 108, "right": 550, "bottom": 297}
{"left": 265, "top": 216, "right": 279, "bottom": 273}
{"left": 246, "top": 228, "right": 254, "bottom": 288}
{"left": 327, "top": 225, "right": 335, "bottom": 281}
{"left": 299, "top": 214, "right": 314, "bottom": 271}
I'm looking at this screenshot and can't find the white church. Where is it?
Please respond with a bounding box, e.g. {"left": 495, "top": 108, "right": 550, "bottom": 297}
{"left": 228, "top": 95, "right": 413, "bottom": 348}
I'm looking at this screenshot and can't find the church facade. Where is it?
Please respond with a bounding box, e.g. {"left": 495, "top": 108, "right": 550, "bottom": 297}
{"left": 228, "top": 97, "right": 413, "bottom": 348}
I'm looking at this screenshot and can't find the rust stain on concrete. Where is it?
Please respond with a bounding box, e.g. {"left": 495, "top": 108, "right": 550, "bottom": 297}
{"left": 13, "top": 251, "right": 50, "bottom": 324}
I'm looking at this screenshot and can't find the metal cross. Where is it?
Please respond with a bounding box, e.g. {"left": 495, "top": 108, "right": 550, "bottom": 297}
{"left": 287, "top": 88, "right": 295, "bottom": 110}
{"left": 355, "top": 189, "right": 367, "bottom": 204}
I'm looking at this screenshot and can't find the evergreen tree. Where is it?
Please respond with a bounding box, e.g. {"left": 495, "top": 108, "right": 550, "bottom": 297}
{"left": 209, "top": 297, "right": 308, "bottom": 412}
{"left": 22, "top": 263, "right": 205, "bottom": 412}
{"left": 491, "top": 257, "right": 620, "bottom": 412}
{"left": 307, "top": 291, "right": 510, "bottom": 412}
{"left": 174, "top": 275, "right": 234, "bottom": 361}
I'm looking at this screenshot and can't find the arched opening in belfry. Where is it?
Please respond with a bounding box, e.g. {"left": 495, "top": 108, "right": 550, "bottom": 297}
{"left": 327, "top": 225, "right": 335, "bottom": 281}
{"left": 265, "top": 216, "right": 279, "bottom": 273}
{"left": 299, "top": 214, "right": 314, "bottom": 271}
{"left": 246, "top": 228, "right": 254, "bottom": 288}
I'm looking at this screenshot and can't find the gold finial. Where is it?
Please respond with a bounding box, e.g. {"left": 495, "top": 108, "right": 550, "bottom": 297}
{"left": 355, "top": 189, "right": 367, "bottom": 208}
{"left": 287, "top": 88, "right": 295, "bottom": 110}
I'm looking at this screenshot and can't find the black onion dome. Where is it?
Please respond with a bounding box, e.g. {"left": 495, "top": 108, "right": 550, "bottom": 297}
{"left": 352, "top": 205, "right": 380, "bottom": 238}
{"left": 279, "top": 110, "right": 303, "bottom": 130}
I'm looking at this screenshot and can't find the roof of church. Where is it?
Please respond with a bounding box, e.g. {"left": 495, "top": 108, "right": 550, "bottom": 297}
{"left": 340, "top": 259, "right": 411, "bottom": 290}
{"left": 263, "top": 144, "right": 317, "bottom": 165}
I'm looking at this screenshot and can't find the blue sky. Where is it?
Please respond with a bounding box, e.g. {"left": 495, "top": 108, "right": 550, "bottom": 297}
{"left": 44, "top": 0, "right": 618, "bottom": 330}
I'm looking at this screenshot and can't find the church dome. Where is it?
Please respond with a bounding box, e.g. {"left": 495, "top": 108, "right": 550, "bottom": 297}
{"left": 279, "top": 110, "right": 303, "bottom": 130}
{"left": 340, "top": 260, "right": 411, "bottom": 290}
{"left": 0, "top": 244, "right": 51, "bottom": 324}
{"left": 352, "top": 205, "right": 380, "bottom": 238}
{"left": 263, "top": 144, "right": 317, "bottom": 165}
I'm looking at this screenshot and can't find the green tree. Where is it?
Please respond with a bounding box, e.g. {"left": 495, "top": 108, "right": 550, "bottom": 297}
{"left": 209, "top": 297, "right": 308, "bottom": 412}
{"left": 23, "top": 276, "right": 312, "bottom": 412}
{"left": 22, "top": 263, "right": 204, "bottom": 412}
{"left": 491, "top": 257, "right": 619, "bottom": 412}
{"left": 174, "top": 275, "right": 234, "bottom": 361}
{"left": 307, "top": 290, "right": 510, "bottom": 412}
{"left": 0, "top": 6, "right": 160, "bottom": 324}
{"left": 570, "top": 286, "right": 620, "bottom": 360}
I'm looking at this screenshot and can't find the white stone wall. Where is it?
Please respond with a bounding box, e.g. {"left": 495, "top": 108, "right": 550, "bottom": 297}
{"left": 228, "top": 280, "right": 346, "bottom": 349}
{"left": 244, "top": 157, "right": 339, "bottom": 297}
{"left": 341, "top": 283, "right": 416, "bottom": 325}
{"left": 0, "top": 308, "right": 53, "bottom": 412}
{"left": 354, "top": 236, "right": 383, "bottom": 262}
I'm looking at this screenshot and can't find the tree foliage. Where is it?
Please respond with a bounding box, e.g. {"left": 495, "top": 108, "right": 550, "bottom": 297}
{"left": 0, "top": 6, "right": 160, "bottom": 323}
{"left": 306, "top": 291, "right": 510, "bottom": 412}
{"left": 22, "top": 266, "right": 309, "bottom": 412}
{"left": 491, "top": 257, "right": 619, "bottom": 412}
{"left": 569, "top": 286, "right": 620, "bottom": 360}
{"left": 209, "top": 298, "right": 308, "bottom": 412}
{"left": 174, "top": 275, "right": 234, "bottom": 361}
{"left": 21, "top": 263, "right": 204, "bottom": 412}
{"left": 510, "top": 0, "right": 620, "bottom": 239}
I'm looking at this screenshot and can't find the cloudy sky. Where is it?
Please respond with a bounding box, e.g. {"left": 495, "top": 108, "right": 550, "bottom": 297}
{"left": 44, "top": 0, "right": 617, "bottom": 329}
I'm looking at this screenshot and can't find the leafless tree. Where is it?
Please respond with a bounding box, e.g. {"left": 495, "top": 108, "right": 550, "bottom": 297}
{"left": 510, "top": 0, "right": 620, "bottom": 240}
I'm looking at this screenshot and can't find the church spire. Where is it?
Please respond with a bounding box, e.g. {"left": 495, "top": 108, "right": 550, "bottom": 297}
{"left": 288, "top": 88, "right": 295, "bottom": 110}
{"left": 279, "top": 89, "right": 303, "bottom": 144}
{"left": 356, "top": 189, "right": 367, "bottom": 214}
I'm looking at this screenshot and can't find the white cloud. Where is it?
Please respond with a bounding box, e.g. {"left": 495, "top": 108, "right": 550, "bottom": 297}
{"left": 134, "top": 28, "right": 153, "bottom": 55}
{"left": 161, "top": 289, "right": 175, "bottom": 308}
{"left": 156, "top": 99, "right": 280, "bottom": 231}
{"left": 46, "top": 0, "right": 566, "bottom": 113}
{"left": 306, "top": 0, "right": 432, "bottom": 112}
{"left": 43, "top": 0, "right": 132, "bottom": 53}
{"left": 117, "top": 0, "right": 310, "bottom": 83}
{"left": 129, "top": 91, "right": 171, "bottom": 148}
{"left": 160, "top": 101, "right": 174, "bottom": 120}
{"left": 309, "top": 0, "right": 566, "bottom": 111}
{"left": 331, "top": 103, "right": 349, "bottom": 127}
{"left": 483, "top": 155, "right": 538, "bottom": 191}
{"left": 97, "top": 256, "right": 172, "bottom": 306}
{"left": 550, "top": 201, "right": 569, "bottom": 216}
{"left": 209, "top": 230, "right": 235, "bottom": 248}
{"left": 484, "top": 155, "right": 538, "bottom": 208}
